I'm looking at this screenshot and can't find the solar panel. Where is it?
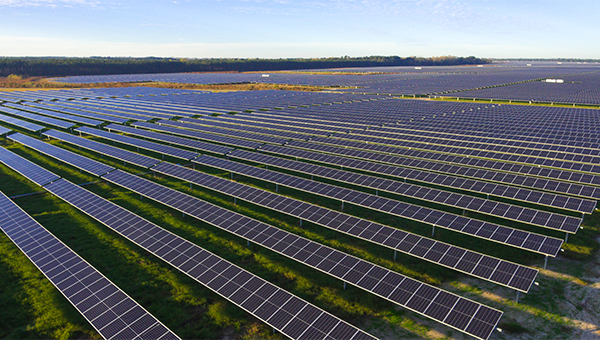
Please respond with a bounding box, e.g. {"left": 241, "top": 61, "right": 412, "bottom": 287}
{"left": 25, "top": 102, "right": 129, "bottom": 124}
{"left": 193, "top": 154, "right": 563, "bottom": 257}
{"left": 238, "top": 149, "right": 582, "bottom": 233}
{"left": 59, "top": 102, "right": 153, "bottom": 121}
{"left": 7, "top": 133, "right": 115, "bottom": 176}
{"left": 103, "top": 124, "right": 235, "bottom": 155}
{"left": 7, "top": 103, "right": 103, "bottom": 126}
{"left": 152, "top": 161, "right": 538, "bottom": 293}
{"left": 75, "top": 126, "right": 201, "bottom": 160}
{"left": 42, "top": 129, "right": 160, "bottom": 169}
{"left": 102, "top": 169, "right": 503, "bottom": 340}
{"left": 0, "top": 105, "right": 76, "bottom": 129}
{"left": 0, "top": 112, "right": 44, "bottom": 132}
{"left": 177, "top": 117, "right": 316, "bottom": 140}
{"left": 0, "top": 147, "right": 60, "bottom": 186}
{"left": 44, "top": 177, "right": 375, "bottom": 340}
{"left": 0, "top": 190, "right": 180, "bottom": 340}
{"left": 340, "top": 126, "right": 600, "bottom": 167}
{"left": 135, "top": 121, "right": 264, "bottom": 149}
{"left": 258, "top": 144, "right": 597, "bottom": 214}
{"left": 156, "top": 119, "right": 288, "bottom": 145}
{"left": 286, "top": 140, "right": 600, "bottom": 201}
{"left": 0, "top": 126, "right": 11, "bottom": 135}
{"left": 75, "top": 100, "right": 175, "bottom": 120}
{"left": 309, "top": 136, "right": 600, "bottom": 187}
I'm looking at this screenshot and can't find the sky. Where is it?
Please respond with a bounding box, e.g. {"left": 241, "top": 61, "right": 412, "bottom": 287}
{"left": 0, "top": 0, "right": 598, "bottom": 59}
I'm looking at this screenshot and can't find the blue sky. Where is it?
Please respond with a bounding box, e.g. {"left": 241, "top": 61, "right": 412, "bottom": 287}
{"left": 0, "top": 0, "right": 598, "bottom": 59}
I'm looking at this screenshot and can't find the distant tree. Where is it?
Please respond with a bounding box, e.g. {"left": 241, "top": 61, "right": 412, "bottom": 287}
{"left": 0, "top": 56, "right": 492, "bottom": 78}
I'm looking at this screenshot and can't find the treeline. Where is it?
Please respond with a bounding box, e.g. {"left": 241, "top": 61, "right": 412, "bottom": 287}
{"left": 0, "top": 56, "right": 490, "bottom": 77}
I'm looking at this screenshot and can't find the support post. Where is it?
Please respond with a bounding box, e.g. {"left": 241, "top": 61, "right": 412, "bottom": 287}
{"left": 432, "top": 225, "right": 435, "bottom": 237}
{"left": 275, "top": 183, "right": 279, "bottom": 192}
{"left": 393, "top": 250, "right": 397, "bottom": 261}
{"left": 544, "top": 255, "right": 548, "bottom": 270}
{"left": 341, "top": 201, "right": 344, "bottom": 210}
{"left": 516, "top": 291, "right": 520, "bottom": 303}
{"left": 234, "top": 197, "right": 237, "bottom": 205}
{"left": 375, "top": 189, "right": 378, "bottom": 196}
{"left": 247, "top": 240, "right": 250, "bottom": 248}
{"left": 343, "top": 282, "right": 347, "bottom": 290}
{"left": 299, "top": 219, "right": 303, "bottom": 226}
{"left": 189, "top": 182, "right": 192, "bottom": 189}
{"left": 231, "top": 172, "right": 233, "bottom": 180}
{"left": 565, "top": 233, "right": 569, "bottom": 243}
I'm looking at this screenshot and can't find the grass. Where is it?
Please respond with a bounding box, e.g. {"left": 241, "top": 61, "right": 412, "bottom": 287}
{"left": 0, "top": 76, "right": 338, "bottom": 93}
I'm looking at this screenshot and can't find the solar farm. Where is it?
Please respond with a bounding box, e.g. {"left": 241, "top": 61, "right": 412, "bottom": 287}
{"left": 1, "top": 62, "right": 600, "bottom": 340}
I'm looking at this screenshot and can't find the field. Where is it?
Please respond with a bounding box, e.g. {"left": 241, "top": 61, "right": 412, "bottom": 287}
{"left": 1, "top": 63, "right": 600, "bottom": 340}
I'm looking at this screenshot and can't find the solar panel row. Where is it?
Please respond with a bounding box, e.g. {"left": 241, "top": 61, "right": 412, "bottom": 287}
{"left": 177, "top": 117, "right": 318, "bottom": 140}
{"left": 355, "top": 125, "right": 600, "bottom": 159}
{"left": 102, "top": 124, "right": 236, "bottom": 155}
{"left": 7, "top": 133, "right": 115, "bottom": 176}
{"left": 76, "top": 126, "right": 201, "bottom": 160}
{"left": 310, "top": 136, "right": 600, "bottom": 181}
{"left": 0, "top": 146, "right": 60, "bottom": 186}
{"left": 103, "top": 169, "right": 503, "bottom": 340}
{"left": 193, "top": 154, "right": 563, "bottom": 257}
{"left": 258, "top": 144, "right": 596, "bottom": 214}
{"left": 0, "top": 144, "right": 376, "bottom": 340}
{"left": 236, "top": 149, "right": 581, "bottom": 233}
{"left": 286, "top": 140, "right": 600, "bottom": 200}
{"left": 6, "top": 103, "right": 104, "bottom": 127}
{"left": 26, "top": 102, "right": 129, "bottom": 124}
{"left": 0, "top": 112, "right": 45, "bottom": 132}
{"left": 42, "top": 129, "right": 161, "bottom": 169}
{"left": 0, "top": 105, "right": 76, "bottom": 129}
{"left": 329, "top": 132, "right": 600, "bottom": 170}
{"left": 157, "top": 119, "right": 289, "bottom": 145}
{"left": 0, "top": 190, "right": 180, "bottom": 340}
{"left": 152, "top": 161, "right": 538, "bottom": 293}
{"left": 138, "top": 121, "right": 266, "bottom": 149}
{"left": 45, "top": 177, "right": 376, "bottom": 340}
